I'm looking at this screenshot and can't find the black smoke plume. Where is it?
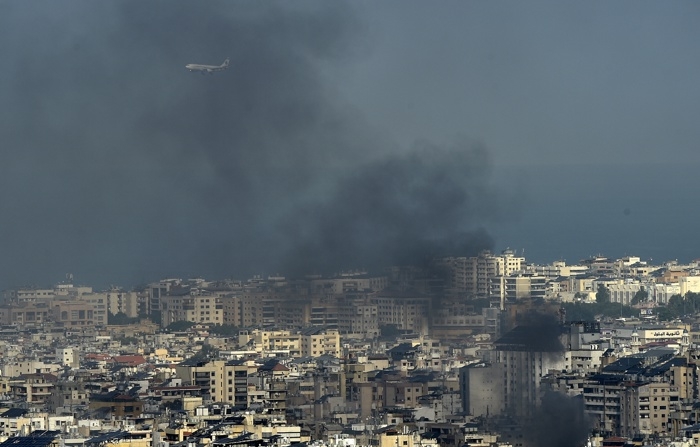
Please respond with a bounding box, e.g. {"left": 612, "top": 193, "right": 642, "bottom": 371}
{"left": 523, "top": 392, "right": 591, "bottom": 447}
{"left": 0, "top": 1, "right": 508, "bottom": 287}
{"left": 280, "top": 140, "right": 501, "bottom": 275}
{"left": 498, "top": 308, "right": 565, "bottom": 352}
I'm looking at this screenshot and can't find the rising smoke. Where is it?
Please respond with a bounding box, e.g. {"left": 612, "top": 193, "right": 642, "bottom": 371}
{"left": 523, "top": 392, "right": 591, "bottom": 447}
{"left": 0, "top": 1, "right": 509, "bottom": 287}
{"left": 280, "top": 139, "right": 501, "bottom": 275}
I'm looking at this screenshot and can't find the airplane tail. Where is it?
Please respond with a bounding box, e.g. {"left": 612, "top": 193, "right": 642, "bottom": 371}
{"left": 222, "top": 58, "right": 230, "bottom": 68}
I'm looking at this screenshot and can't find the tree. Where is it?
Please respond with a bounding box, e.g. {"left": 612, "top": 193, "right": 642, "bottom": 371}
{"left": 108, "top": 312, "right": 139, "bottom": 325}
{"left": 631, "top": 287, "right": 648, "bottom": 305}
{"left": 188, "top": 344, "right": 219, "bottom": 363}
{"left": 686, "top": 292, "right": 700, "bottom": 314}
{"left": 667, "top": 294, "right": 685, "bottom": 319}
{"left": 596, "top": 284, "right": 610, "bottom": 304}
{"left": 166, "top": 320, "right": 196, "bottom": 332}
{"left": 379, "top": 324, "right": 402, "bottom": 340}
{"left": 561, "top": 301, "right": 637, "bottom": 322}
{"left": 209, "top": 324, "right": 240, "bottom": 336}
{"left": 116, "top": 335, "right": 139, "bottom": 345}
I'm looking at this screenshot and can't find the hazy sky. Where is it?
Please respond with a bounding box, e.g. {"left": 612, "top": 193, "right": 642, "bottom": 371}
{"left": 336, "top": 2, "right": 700, "bottom": 166}
{"left": 1, "top": 1, "right": 698, "bottom": 288}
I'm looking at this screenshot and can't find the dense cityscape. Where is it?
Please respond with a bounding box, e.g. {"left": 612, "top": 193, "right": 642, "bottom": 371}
{"left": 2, "top": 3, "right": 698, "bottom": 447}
{"left": 2, "top": 251, "right": 700, "bottom": 447}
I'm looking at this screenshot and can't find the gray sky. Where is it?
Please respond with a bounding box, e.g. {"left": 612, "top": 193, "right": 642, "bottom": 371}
{"left": 333, "top": 2, "right": 700, "bottom": 166}
{"left": 0, "top": 1, "right": 698, "bottom": 288}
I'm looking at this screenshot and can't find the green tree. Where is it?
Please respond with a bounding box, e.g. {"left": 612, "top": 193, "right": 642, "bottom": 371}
{"left": 654, "top": 292, "right": 700, "bottom": 321}
{"left": 209, "top": 324, "right": 240, "bottom": 336}
{"left": 561, "top": 301, "right": 637, "bottom": 321}
{"left": 596, "top": 284, "right": 611, "bottom": 304}
{"left": 561, "top": 303, "right": 596, "bottom": 321}
{"left": 686, "top": 292, "right": 700, "bottom": 314}
{"left": 116, "top": 336, "right": 139, "bottom": 345}
{"left": 379, "top": 324, "right": 402, "bottom": 340}
{"left": 666, "top": 294, "right": 685, "bottom": 319}
{"left": 188, "top": 344, "right": 219, "bottom": 363}
{"left": 166, "top": 320, "right": 196, "bottom": 332}
{"left": 631, "top": 287, "right": 648, "bottom": 305}
{"left": 574, "top": 292, "right": 587, "bottom": 301}
{"left": 108, "top": 312, "right": 139, "bottom": 325}
{"left": 656, "top": 306, "right": 674, "bottom": 322}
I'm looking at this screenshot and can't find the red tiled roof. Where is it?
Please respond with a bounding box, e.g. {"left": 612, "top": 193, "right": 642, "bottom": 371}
{"left": 112, "top": 355, "right": 147, "bottom": 366}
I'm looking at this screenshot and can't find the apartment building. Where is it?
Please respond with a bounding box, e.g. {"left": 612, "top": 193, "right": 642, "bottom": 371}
{"left": 607, "top": 280, "right": 646, "bottom": 306}
{"left": 582, "top": 349, "right": 695, "bottom": 437}
{"left": 160, "top": 293, "right": 223, "bottom": 327}
{"left": 48, "top": 380, "right": 90, "bottom": 413}
{"left": 78, "top": 293, "right": 109, "bottom": 326}
{"left": 50, "top": 300, "right": 95, "bottom": 328}
{"left": 12, "top": 289, "right": 56, "bottom": 304}
{"left": 336, "top": 294, "right": 379, "bottom": 337}
{"left": 619, "top": 382, "right": 680, "bottom": 437}
{"left": 309, "top": 274, "right": 388, "bottom": 296}
{"left": 461, "top": 321, "right": 570, "bottom": 419}
{"left": 460, "top": 362, "right": 505, "bottom": 417}
{"left": 222, "top": 291, "right": 310, "bottom": 328}
{"left": 237, "top": 328, "right": 341, "bottom": 358}
{"left": 491, "top": 274, "right": 547, "bottom": 304}
{"left": 440, "top": 249, "right": 525, "bottom": 299}
{"left": 221, "top": 293, "right": 265, "bottom": 328}
{"left": 300, "top": 327, "right": 341, "bottom": 358}
{"left": 10, "top": 373, "right": 57, "bottom": 408}
{"left": 0, "top": 302, "right": 50, "bottom": 328}
{"left": 375, "top": 290, "right": 430, "bottom": 333}
{"left": 175, "top": 359, "right": 249, "bottom": 405}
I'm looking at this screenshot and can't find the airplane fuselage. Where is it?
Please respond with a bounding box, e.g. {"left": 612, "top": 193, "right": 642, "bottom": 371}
{"left": 186, "top": 59, "right": 229, "bottom": 74}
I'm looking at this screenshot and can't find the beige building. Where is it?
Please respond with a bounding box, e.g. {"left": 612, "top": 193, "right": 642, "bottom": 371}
{"left": 12, "top": 288, "right": 56, "bottom": 304}
{"left": 301, "top": 327, "right": 341, "bottom": 357}
{"left": 222, "top": 293, "right": 264, "bottom": 327}
{"left": 160, "top": 293, "right": 223, "bottom": 327}
{"left": 50, "top": 300, "right": 95, "bottom": 328}
{"left": 376, "top": 291, "right": 430, "bottom": 333}
{"left": 620, "top": 382, "right": 679, "bottom": 436}
{"left": 337, "top": 294, "right": 379, "bottom": 337}
{"left": 175, "top": 359, "right": 250, "bottom": 406}
{"left": 237, "top": 328, "right": 341, "bottom": 358}
{"left": 0, "top": 360, "right": 61, "bottom": 378}
{"left": 80, "top": 290, "right": 140, "bottom": 318}
{"left": 10, "top": 373, "right": 57, "bottom": 408}
{"left": 0, "top": 302, "right": 50, "bottom": 328}
{"left": 78, "top": 293, "right": 108, "bottom": 326}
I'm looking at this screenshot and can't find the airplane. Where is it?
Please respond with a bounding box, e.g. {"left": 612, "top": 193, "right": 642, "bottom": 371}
{"left": 185, "top": 58, "right": 230, "bottom": 74}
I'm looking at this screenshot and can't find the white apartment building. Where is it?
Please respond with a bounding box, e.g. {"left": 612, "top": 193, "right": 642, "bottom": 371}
{"left": 530, "top": 260, "right": 589, "bottom": 278}
{"left": 607, "top": 279, "right": 646, "bottom": 305}
{"left": 651, "top": 283, "right": 681, "bottom": 305}
{"left": 491, "top": 274, "right": 547, "bottom": 304}
{"left": 441, "top": 249, "right": 525, "bottom": 298}
{"left": 679, "top": 276, "right": 700, "bottom": 295}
